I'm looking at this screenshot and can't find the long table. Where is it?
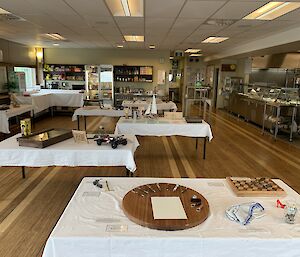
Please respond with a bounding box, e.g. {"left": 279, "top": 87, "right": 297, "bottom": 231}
{"left": 72, "top": 106, "right": 128, "bottom": 130}
{"left": 0, "top": 105, "right": 33, "bottom": 133}
{"left": 115, "top": 117, "right": 213, "bottom": 159}
{"left": 0, "top": 134, "right": 139, "bottom": 177}
{"left": 42, "top": 177, "right": 300, "bottom": 257}
{"left": 15, "top": 89, "right": 84, "bottom": 114}
{"left": 122, "top": 100, "right": 177, "bottom": 112}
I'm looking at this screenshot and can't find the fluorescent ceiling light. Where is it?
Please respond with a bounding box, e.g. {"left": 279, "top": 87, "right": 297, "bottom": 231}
{"left": 53, "top": 43, "right": 60, "bottom": 46}
{"left": 185, "top": 48, "right": 201, "bottom": 53}
{"left": 190, "top": 54, "right": 203, "bottom": 57}
{"left": 43, "top": 33, "right": 66, "bottom": 41}
{"left": 202, "top": 37, "right": 229, "bottom": 43}
{"left": 243, "top": 2, "right": 300, "bottom": 20}
{"left": 149, "top": 45, "right": 155, "bottom": 49}
{"left": 117, "top": 45, "right": 124, "bottom": 48}
{"left": 105, "top": 0, "right": 143, "bottom": 17}
{"left": 0, "top": 7, "right": 11, "bottom": 14}
{"left": 124, "top": 35, "right": 144, "bottom": 42}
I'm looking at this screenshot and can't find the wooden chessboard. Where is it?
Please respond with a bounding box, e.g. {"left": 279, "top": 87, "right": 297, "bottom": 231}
{"left": 226, "top": 177, "right": 286, "bottom": 197}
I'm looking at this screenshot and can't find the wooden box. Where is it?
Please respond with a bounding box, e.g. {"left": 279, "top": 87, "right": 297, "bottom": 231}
{"left": 17, "top": 128, "right": 73, "bottom": 148}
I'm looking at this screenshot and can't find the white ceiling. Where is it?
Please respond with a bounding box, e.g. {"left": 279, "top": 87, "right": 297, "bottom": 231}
{"left": 0, "top": 0, "right": 299, "bottom": 56}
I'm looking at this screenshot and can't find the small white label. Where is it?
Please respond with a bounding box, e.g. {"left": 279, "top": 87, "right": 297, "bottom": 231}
{"left": 106, "top": 224, "right": 128, "bottom": 232}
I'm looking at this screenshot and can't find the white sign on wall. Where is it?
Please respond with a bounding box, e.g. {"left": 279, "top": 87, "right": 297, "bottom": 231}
{"left": 157, "top": 70, "right": 166, "bottom": 85}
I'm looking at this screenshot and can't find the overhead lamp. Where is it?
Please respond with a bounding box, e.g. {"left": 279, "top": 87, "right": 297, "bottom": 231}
{"left": 202, "top": 37, "right": 229, "bottom": 43}
{"left": 43, "top": 33, "right": 66, "bottom": 41}
{"left": 53, "top": 43, "right": 60, "bottom": 46}
{"left": 117, "top": 45, "right": 124, "bottom": 48}
{"left": 124, "top": 35, "right": 144, "bottom": 42}
{"left": 185, "top": 48, "right": 201, "bottom": 53}
{"left": 190, "top": 54, "right": 203, "bottom": 57}
{"left": 149, "top": 45, "right": 155, "bottom": 49}
{"left": 243, "top": 2, "right": 300, "bottom": 20}
{"left": 0, "top": 7, "right": 11, "bottom": 14}
{"left": 105, "top": 0, "right": 143, "bottom": 17}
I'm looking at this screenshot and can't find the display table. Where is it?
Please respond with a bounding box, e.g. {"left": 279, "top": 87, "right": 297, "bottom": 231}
{"left": 72, "top": 106, "right": 128, "bottom": 130}
{"left": 0, "top": 134, "right": 139, "bottom": 177}
{"left": 0, "top": 105, "right": 33, "bottom": 134}
{"left": 122, "top": 100, "right": 177, "bottom": 112}
{"left": 115, "top": 117, "right": 213, "bottom": 159}
{"left": 42, "top": 177, "right": 300, "bottom": 257}
{"left": 15, "top": 90, "right": 84, "bottom": 114}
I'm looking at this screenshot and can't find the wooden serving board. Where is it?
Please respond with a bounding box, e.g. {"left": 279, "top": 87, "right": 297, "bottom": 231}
{"left": 17, "top": 128, "right": 72, "bottom": 148}
{"left": 122, "top": 183, "right": 209, "bottom": 231}
{"left": 226, "top": 177, "right": 286, "bottom": 197}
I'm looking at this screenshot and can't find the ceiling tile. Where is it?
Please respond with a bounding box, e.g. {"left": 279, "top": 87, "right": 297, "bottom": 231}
{"left": 146, "top": 0, "right": 185, "bottom": 18}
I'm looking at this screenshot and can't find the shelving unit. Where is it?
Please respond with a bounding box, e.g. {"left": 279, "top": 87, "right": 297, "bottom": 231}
{"left": 114, "top": 66, "right": 153, "bottom": 83}
{"left": 43, "top": 64, "right": 85, "bottom": 90}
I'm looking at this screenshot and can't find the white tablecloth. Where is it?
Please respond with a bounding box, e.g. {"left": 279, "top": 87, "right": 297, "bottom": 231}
{"left": 0, "top": 105, "right": 33, "bottom": 133}
{"left": 72, "top": 106, "right": 127, "bottom": 121}
{"left": 122, "top": 100, "right": 177, "bottom": 112}
{"left": 0, "top": 134, "right": 139, "bottom": 172}
{"left": 15, "top": 90, "right": 84, "bottom": 114}
{"left": 115, "top": 117, "right": 213, "bottom": 140}
{"left": 42, "top": 177, "right": 300, "bottom": 257}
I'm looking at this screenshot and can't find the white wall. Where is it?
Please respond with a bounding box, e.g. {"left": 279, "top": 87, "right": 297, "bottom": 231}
{"left": 44, "top": 48, "right": 171, "bottom": 90}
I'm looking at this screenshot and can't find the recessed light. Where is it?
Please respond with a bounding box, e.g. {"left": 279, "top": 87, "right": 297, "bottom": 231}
{"left": 117, "top": 45, "right": 124, "bottom": 48}
{"left": 202, "top": 37, "right": 229, "bottom": 43}
{"left": 169, "top": 56, "right": 174, "bottom": 60}
{"left": 124, "top": 35, "right": 144, "bottom": 42}
{"left": 185, "top": 48, "right": 201, "bottom": 53}
{"left": 190, "top": 54, "right": 203, "bottom": 57}
{"left": 149, "top": 45, "right": 155, "bottom": 49}
{"left": 105, "top": 0, "right": 143, "bottom": 17}
{"left": 243, "top": 2, "right": 300, "bottom": 20}
{"left": 53, "top": 43, "right": 60, "bottom": 46}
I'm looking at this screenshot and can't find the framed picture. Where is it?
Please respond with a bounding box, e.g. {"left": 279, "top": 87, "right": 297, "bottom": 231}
{"left": 72, "top": 130, "right": 88, "bottom": 144}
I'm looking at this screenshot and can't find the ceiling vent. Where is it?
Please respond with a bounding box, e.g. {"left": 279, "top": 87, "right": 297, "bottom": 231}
{"left": 204, "top": 19, "right": 237, "bottom": 26}
{"left": 0, "top": 13, "right": 25, "bottom": 22}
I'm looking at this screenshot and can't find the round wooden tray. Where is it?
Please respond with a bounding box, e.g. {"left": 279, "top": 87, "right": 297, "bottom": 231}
{"left": 122, "top": 183, "right": 209, "bottom": 231}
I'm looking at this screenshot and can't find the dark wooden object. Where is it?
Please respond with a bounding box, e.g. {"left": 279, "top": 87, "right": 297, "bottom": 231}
{"left": 122, "top": 183, "right": 209, "bottom": 231}
{"left": 17, "top": 128, "right": 72, "bottom": 148}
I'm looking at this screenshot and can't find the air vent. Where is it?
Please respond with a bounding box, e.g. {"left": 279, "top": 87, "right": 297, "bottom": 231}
{"left": 204, "top": 19, "right": 237, "bottom": 26}
{"left": 0, "top": 13, "right": 25, "bottom": 21}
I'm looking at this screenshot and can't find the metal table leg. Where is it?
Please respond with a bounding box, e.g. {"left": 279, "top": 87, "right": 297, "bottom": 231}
{"left": 274, "top": 106, "right": 280, "bottom": 140}
{"left": 77, "top": 115, "right": 80, "bottom": 130}
{"left": 195, "top": 138, "right": 198, "bottom": 149}
{"left": 262, "top": 102, "right": 267, "bottom": 135}
{"left": 290, "top": 106, "right": 297, "bottom": 142}
{"left": 84, "top": 116, "right": 87, "bottom": 131}
{"left": 22, "top": 166, "right": 26, "bottom": 179}
{"left": 203, "top": 137, "right": 207, "bottom": 160}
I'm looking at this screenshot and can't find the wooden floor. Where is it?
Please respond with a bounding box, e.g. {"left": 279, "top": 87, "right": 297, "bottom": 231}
{"left": 0, "top": 109, "right": 300, "bottom": 257}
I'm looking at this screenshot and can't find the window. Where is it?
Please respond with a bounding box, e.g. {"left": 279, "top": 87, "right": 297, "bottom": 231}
{"left": 14, "top": 67, "right": 37, "bottom": 91}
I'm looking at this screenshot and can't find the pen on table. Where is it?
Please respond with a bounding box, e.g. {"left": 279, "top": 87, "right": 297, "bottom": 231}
{"left": 106, "top": 181, "right": 110, "bottom": 191}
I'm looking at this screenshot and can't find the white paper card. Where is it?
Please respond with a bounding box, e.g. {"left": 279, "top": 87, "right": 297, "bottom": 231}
{"left": 151, "top": 197, "right": 187, "bottom": 220}
{"left": 106, "top": 224, "right": 128, "bottom": 232}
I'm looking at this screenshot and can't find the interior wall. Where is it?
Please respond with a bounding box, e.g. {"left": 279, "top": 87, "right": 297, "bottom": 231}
{"left": 0, "top": 39, "right": 36, "bottom": 65}
{"left": 44, "top": 48, "right": 171, "bottom": 91}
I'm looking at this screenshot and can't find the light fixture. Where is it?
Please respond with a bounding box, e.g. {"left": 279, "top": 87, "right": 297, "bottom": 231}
{"left": 42, "top": 33, "right": 66, "bottom": 41}
{"left": 185, "top": 48, "right": 201, "bottom": 53}
{"left": 149, "top": 45, "right": 155, "bottom": 49}
{"left": 243, "top": 2, "right": 300, "bottom": 20}
{"left": 202, "top": 37, "right": 229, "bottom": 43}
{"left": 169, "top": 56, "right": 174, "bottom": 60}
{"left": 36, "top": 48, "right": 43, "bottom": 61}
{"left": 105, "top": 0, "right": 143, "bottom": 17}
{"left": 0, "top": 7, "right": 11, "bottom": 14}
{"left": 124, "top": 35, "right": 144, "bottom": 42}
{"left": 117, "top": 45, "right": 124, "bottom": 48}
{"left": 190, "top": 54, "right": 203, "bottom": 57}
{"left": 53, "top": 43, "right": 60, "bottom": 46}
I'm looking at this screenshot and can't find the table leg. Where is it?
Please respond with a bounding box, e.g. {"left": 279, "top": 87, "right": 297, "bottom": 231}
{"left": 262, "top": 103, "right": 267, "bottom": 135}
{"left": 31, "top": 110, "right": 35, "bottom": 129}
{"left": 84, "top": 116, "right": 87, "bottom": 131}
{"left": 77, "top": 116, "right": 80, "bottom": 130}
{"left": 22, "top": 166, "right": 26, "bottom": 179}
{"left": 203, "top": 137, "right": 207, "bottom": 160}
{"left": 274, "top": 106, "right": 280, "bottom": 140}
{"left": 126, "top": 168, "right": 131, "bottom": 177}
{"left": 195, "top": 138, "right": 198, "bottom": 149}
{"left": 290, "top": 107, "right": 297, "bottom": 142}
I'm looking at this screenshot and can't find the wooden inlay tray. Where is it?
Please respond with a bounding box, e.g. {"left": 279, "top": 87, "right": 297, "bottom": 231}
{"left": 122, "top": 183, "right": 209, "bottom": 231}
{"left": 226, "top": 177, "right": 286, "bottom": 197}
